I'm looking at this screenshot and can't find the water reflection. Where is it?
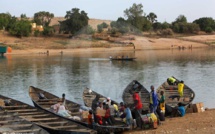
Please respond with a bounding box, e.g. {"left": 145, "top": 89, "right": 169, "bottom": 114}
{"left": 0, "top": 48, "right": 215, "bottom": 108}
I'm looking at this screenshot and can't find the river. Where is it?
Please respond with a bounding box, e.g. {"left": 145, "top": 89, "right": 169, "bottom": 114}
{"left": 0, "top": 48, "right": 214, "bottom": 108}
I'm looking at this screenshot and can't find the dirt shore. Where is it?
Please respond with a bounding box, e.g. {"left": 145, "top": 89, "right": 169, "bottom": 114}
{"left": 1, "top": 32, "right": 213, "bottom": 55}
{"left": 123, "top": 109, "right": 215, "bottom": 134}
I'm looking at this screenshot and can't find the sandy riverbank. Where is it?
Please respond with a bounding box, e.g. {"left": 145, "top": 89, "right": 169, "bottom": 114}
{"left": 1, "top": 32, "right": 213, "bottom": 55}
{"left": 123, "top": 109, "right": 215, "bottom": 134}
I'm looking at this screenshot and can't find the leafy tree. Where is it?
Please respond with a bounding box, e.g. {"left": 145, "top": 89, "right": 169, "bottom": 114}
{"left": 101, "top": 22, "right": 108, "bottom": 28}
{"left": 161, "top": 22, "right": 171, "bottom": 29}
{"left": 42, "top": 26, "right": 54, "bottom": 36}
{"left": 20, "top": 14, "right": 28, "bottom": 20}
{"left": 153, "top": 22, "right": 162, "bottom": 31}
{"left": 193, "top": 17, "right": 215, "bottom": 32}
{"left": 147, "top": 12, "right": 157, "bottom": 23}
{"left": 33, "top": 11, "right": 54, "bottom": 27}
{"left": 205, "top": 27, "right": 213, "bottom": 33}
{"left": 124, "top": 3, "right": 144, "bottom": 30}
{"left": 60, "top": 8, "right": 89, "bottom": 34}
{"left": 9, "top": 19, "right": 32, "bottom": 37}
{"left": 0, "top": 13, "right": 11, "bottom": 30}
{"left": 173, "top": 15, "right": 187, "bottom": 24}
{"left": 97, "top": 24, "right": 103, "bottom": 33}
{"left": 110, "top": 17, "right": 129, "bottom": 34}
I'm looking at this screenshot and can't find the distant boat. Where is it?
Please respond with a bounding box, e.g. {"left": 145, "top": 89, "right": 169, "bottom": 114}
{"left": 122, "top": 80, "right": 150, "bottom": 111}
{"left": 109, "top": 57, "right": 136, "bottom": 61}
{"left": 156, "top": 76, "right": 195, "bottom": 108}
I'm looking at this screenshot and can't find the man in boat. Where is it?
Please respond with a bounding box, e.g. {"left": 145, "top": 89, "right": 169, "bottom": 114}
{"left": 178, "top": 81, "right": 184, "bottom": 97}
{"left": 92, "top": 94, "right": 100, "bottom": 123}
{"left": 167, "top": 77, "right": 177, "bottom": 85}
{"left": 149, "top": 85, "right": 158, "bottom": 114}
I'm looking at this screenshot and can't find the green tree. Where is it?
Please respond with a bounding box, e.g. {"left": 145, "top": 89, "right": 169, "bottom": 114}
{"left": 173, "top": 15, "right": 187, "bottom": 24}
{"left": 97, "top": 24, "right": 103, "bottom": 33}
{"left": 153, "top": 22, "right": 162, "bottom": 31}
{"left": 101, "top": 22, "right": 108, "bottom": 28}
{"left": 110, "top": 17, "right": 129, "bottom": 34}
{"left": 0, "top": 13, "right": 11, "bottom": 30}
{"left": 9, "top": 19, "right": 32, "bottom": 37}
{"left": 124, "top": 3, "right": 144, "bottom": 30}
{"left": 147, "top": 12, "right": 157, "bottom": 23}
{"left": 60, "top": 8, "right": 89, "bottom": 34}
{"left": 33, "top": 11, "right": 54, "bottom": 27}
{"left": 193, "top": 17, "right": 215, "bottom": 32}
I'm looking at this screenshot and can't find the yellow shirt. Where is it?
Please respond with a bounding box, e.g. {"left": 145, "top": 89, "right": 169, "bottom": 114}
{"left": 178, "top": 83, "right": 184, "bottom": 97}
{"left": 113, "top": 104, "right": 118, "bottom": 111}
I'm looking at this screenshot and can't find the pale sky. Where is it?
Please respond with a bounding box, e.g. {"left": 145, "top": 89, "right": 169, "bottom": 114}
{"left": 0, "top": 0, "right": 215, "bottom": 23}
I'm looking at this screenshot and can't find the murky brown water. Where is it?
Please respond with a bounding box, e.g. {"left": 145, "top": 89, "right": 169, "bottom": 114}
{"left": 0, "top": 48, "right": 214, "bottom": 108}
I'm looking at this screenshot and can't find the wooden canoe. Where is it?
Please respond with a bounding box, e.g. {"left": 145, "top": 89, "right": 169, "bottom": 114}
{"left": 156, "top": 77, "right": 195, "bottom": 108}
{"left": 83, "top": 88, "right": 119, "bottom": 107}
{"left": 109, "top": 57, "right": 136, "bottom": 61}
{"left": 0, "top": 94, "right": 96, "bottom": 134}
{"left": 122, "top": 80, "right": 150, "bottom": 111}
{"left": 29, "top": 86, "right": 129, "bottom": 134}
{"left": 0, "top": 112, "right": 49, "bottom": 134}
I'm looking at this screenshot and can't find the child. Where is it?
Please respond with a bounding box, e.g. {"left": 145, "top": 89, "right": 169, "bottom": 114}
{"left": 124, "top": 104, "right": 133, "bottom": 128}
{"left": 88, "top": 110, "right": 93, "bottom": 128}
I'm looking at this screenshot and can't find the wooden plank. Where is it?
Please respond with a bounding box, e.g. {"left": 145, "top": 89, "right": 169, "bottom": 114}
{"left": 0, "top": 120, "right": 21, "bottom": 124}
{"left": 6, "top": 109, "right": 38, "bottom": 112}
{"left": 37, "top": 99, "right": 59, "bottom": 102}
{"left": 37, "top": 102, "right": 58, "bottom": 105}
{"left": 2, "top": 105, "right": 28, "bottom": 108}
{"left": 70, "top": 112, "right": 80, "bottom": 115}
{"left": 40, "top": 121, "right": 68, "bottom": 125}
{"left": 68, "top": 129, "right": 92, "bottom": 132}
{"left": 49, "top": 125, "right": 78, "bottom": 129}
{"left": 1, "top": 124, "right": 32, "bottom": 128}
{"left": 18, "top": 112, "right": 45, "bottom": 116}
{"left": 6, "top": 129, "right": 41, "bottom": 133}
{"left": 27, "top": 117, "right": 59, "bottom": 121}
{"left": 20, "top": 114, "right": 50, "bottom": 118}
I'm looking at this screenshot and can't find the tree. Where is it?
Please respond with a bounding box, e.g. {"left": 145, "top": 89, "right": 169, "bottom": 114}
{"left": 124, "top": 3, "right": 144, "bottom": 30}
{"left": 193, "top": 17, "right": 215, "bottom": 32}
{"left": 173, "top": 15, "right": 187, "bottom": 24}
{"left": 147, "top": 12, "right": 157, "bottom": 23}
{"left": 97, "top": 24, "right": 103, "bottom": 33}
{"left": 33, "top": 11, "right": 54, "bottom": 27}
{"left": 101, "top": 22, "right": 108, "bottom": 28}
{"left": 0, "top": 13, "right": 11, "bottom": 30}
{"left": 60, "top": 8, "right": 89, "bottom": 34}
{"left": 9, "top": 19, "right": 32, "bottom": 37}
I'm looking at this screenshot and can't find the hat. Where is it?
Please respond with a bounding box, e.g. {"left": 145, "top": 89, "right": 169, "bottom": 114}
{"left": 107, "top": 97, "right": 110, "bottom": 100}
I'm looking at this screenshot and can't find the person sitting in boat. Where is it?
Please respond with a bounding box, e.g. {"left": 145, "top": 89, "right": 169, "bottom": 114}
{"left": 109, "top": 102, "right": 115, "bottom": 124}
{"left": 57, "top": 102, "right": 72, "bottom": 117}
{"left": 50, "top": 102, "right": 60, "bottom": 113}
{"left": 124, "top": 103, "right": 133, "bottom": 128}
{"left": 172, "top": 102, "right": 185, "bottom": 117}
{"left": 119, "top": 102, "right": 125, "bottom": 118}
{"left": 167, "top": 77, "right": 177, "bottom": 85}
{"left": 92, "top": 94, "right": 100, "bottom": 123}
{"left": 88, "top": 110, "right": 93, "bottom": 128}
{"left": 104, "top": 104, "right": 112, "bottom": 125}
{"left": 106, "top": 97, "right": 111, "bottom": 106}
{"left": 178, "top": 80, "right": 184, "bottom": 97}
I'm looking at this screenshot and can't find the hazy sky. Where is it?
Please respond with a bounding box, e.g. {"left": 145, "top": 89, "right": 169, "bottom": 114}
{"left": 1, "top": 0, "right": 215, "bottom": 23}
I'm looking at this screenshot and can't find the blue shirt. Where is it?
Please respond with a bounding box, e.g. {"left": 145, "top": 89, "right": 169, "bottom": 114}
{"left": 125, "top": 108, "right": 132, "bottom": 119}
{"left": 178, "top": 106, "right": 185, "bottom": 117}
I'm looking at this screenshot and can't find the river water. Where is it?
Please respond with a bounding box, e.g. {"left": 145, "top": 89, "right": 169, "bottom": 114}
{"left": 0, "top": 48, "right": 214, "bottom": 108}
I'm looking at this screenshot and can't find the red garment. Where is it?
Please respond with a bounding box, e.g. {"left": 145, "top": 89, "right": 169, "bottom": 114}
{"left": 133, "top": 93, "right": 143, "bottom": 110}
{"left": 104, "top": 109, "right": 111, "bottom": 118}
{"left": 88, "top": 114, "right": 93, "bottom": 125}
{"left": 96, "top": 114, "right": 103, "bottom": 125}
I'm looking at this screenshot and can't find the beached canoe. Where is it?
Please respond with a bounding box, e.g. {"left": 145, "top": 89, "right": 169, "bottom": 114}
{"left": 156, "top": 77, "right": 195, "bottom": 108}
{"left": 0, "top": 112, "right": 49, "bottom": 134}
{"left": 83, "top": 88, "right": 119, "bottom": 107}
{"left": 0, "top": 94, "right": 95, "bottom": 134}
{"left": 29, "top": 86, "right": 129, "bottom": 134}
{"left": 109, "top": 57, "right": 136, "bottom": 61}
{"left": 122, "top": 80, "right": 150, "bottom": 111}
